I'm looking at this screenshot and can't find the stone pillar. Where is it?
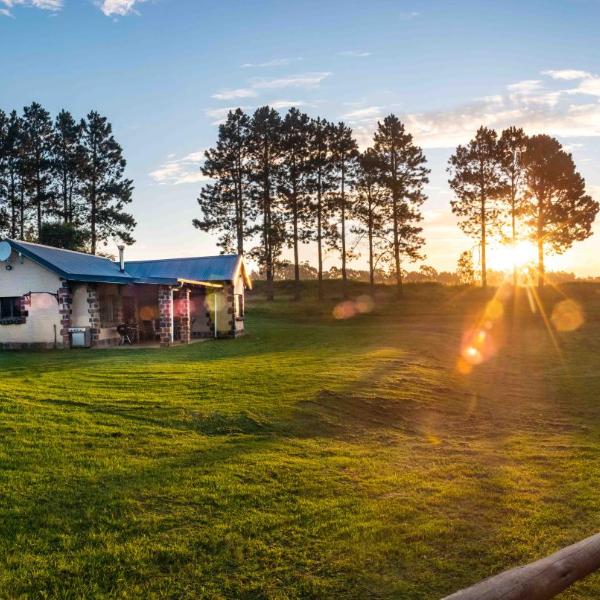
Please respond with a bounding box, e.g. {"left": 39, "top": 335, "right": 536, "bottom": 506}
{"left": 87, "top": 284, "right": 100, "bottom": 346}
{"left": 178, "top": 287, "right": 191, "bottom": 344}
{"left": 158, "top": 285, "right": 173, "bottom": 347}
{"left": 58, "top": 280, "right": 72, "bottom": 348}
{"left": 204, "top": 290, "right": 214, "bottom": 338}
{"left": 226, "top": 284, "right": 237, "bottom": 337}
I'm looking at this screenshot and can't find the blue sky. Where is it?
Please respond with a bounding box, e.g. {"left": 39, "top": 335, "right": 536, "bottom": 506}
{"left": 2, "top": 0, "right": 600, "bottom": 275}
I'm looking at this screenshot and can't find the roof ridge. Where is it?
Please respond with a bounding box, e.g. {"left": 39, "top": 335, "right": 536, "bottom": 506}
{"left": 125, "top": 254, "right": 239, "bottom": 264}
{"left": 9, "top": 239, "right": 114, "bottom": 261}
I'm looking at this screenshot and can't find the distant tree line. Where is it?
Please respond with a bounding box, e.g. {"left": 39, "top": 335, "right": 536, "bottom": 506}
{"left": 194, "top": 106, "right": 429, "bottom": 300}
{"left": 448, "top": 126, "right": 599, "bottom": 288}
{"left": 196, "top": 107, "right": 598, "bottom": 297}
{"left": 0, "top": 103, "right": 135, "bottom": 253}
{"left": 251, "top": 259, "right": 580, "bottom": 287}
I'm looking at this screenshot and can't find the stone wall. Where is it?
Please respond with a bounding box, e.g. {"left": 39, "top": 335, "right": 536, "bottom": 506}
{"left": 158, "top": 286, "right": 173, "bottom": 347}
{"left": 177, "top": 287, "right": 191, "bottom": 344}
{"left": 58, "top": 280, "right": 72, "bottom": 348}
{"left": 87, "top": 284, "right": 101, "bottom": 346}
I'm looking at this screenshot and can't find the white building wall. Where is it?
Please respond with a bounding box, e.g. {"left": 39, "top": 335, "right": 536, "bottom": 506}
{"left": 0, "top": 250, "right": 63, "bottom": 347}
{"left": 71, "top": 283, "right": 90, "bottom": 328}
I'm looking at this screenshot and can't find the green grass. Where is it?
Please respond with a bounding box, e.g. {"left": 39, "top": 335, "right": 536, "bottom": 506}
{"left": 2, "top": 280, "right": 600, "bottom": 598}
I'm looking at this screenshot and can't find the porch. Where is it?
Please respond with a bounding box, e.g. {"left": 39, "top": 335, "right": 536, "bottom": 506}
{"left": 118, "top": 283, "right": 222, "bottom": 347}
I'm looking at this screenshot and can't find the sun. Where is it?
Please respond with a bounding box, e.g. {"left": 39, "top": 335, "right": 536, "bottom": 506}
{"left": 489, "top": 241, "right": 538, "bottom": 272}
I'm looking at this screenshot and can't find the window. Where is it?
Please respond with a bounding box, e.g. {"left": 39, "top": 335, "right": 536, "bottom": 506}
{"left": 0, "top": 297, "right": 22, "bottom": 322}
{"left": 99, "top": 295, "right": 116, "bottom": 325}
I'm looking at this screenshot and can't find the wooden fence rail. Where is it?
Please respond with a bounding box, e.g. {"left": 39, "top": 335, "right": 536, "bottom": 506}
{"left": 443, "top": 532, "right": 600, "bottom": 600}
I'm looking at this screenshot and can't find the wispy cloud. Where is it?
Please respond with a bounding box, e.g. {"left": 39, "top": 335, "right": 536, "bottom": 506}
{"left": 400, "top": 10, "right": 420, "bottom": 19}
{"left": 205, "top": 101, "right": 307, "bottom": 124}
{"left": 341, "top": 106, "right": 383, "bottom": 120}
{"left": 99, "top": 0, "right": 144, "bottom": 17}
{"left": 343, "top": 70, "right": 600, "bottom": 149}
{"left": 251, "top": 72, "right": 331, "bottom": 90}
{"left": 269, "top": 100, "right": 307, "bottom": 109}
{"left": 212, "top": 88, "right": 258, "bottom": 100}
{"left": 205, "top": 106, "right": 249, "bottom": 124}
{"left": 210, "top": 72, "right": 330, "bottom": 117}
{"left": 149, "top": 150, "right": 209, "bottom": 186}
{"left": 1, "top": 0, "right": 62, "bottom": 16}
{"left": 543, "top": 69, "right": 592, "bottom": 81}
{"left": 241, "top": 57, "right": 302, "bottom": 68}
{"left": 338, "top": 50, "right": 371, "bottom": 58}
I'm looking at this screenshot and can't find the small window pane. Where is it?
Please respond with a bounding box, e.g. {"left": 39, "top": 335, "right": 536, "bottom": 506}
{"left": 99, "top": 296, "right": 115, "bottom": 324}
{"left": 0, "top": 297, "right": 21, "bottom": 319}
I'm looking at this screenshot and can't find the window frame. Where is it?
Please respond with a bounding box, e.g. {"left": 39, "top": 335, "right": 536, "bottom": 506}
{"left": 0, "top": 297, "right": 23, "bottom": 324}
{"left": 99, "top": 295, "right": 117, "bottom": 326}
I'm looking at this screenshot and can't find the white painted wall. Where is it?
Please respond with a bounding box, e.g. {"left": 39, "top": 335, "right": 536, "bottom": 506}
{"left": 0, "top": 249, "right": 62, "bottom": 346}
{"left": 71, "top": 283, "right": 90, "bottom": 328}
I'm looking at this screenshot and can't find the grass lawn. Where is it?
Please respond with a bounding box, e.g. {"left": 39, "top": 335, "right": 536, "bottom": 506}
{"left": 2, "top": 281, "right": 600, "bottom": 598}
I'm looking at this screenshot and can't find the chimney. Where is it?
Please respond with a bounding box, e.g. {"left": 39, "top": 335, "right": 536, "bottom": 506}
{"left": 118, "top": 245, "right": 125, "bottom": 272}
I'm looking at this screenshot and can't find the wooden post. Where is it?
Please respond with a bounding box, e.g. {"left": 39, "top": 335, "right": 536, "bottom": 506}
{"left": 443, "top": 533, "right": 600, "bottom": 600}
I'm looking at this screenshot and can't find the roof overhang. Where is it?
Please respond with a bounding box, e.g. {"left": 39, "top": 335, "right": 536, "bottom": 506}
{"left": 177, "top": 278, "right": 223, "bottom": 288}
{"left": 234, "top": 256, "right": 252, "bottom": 289}
{"left": 6, "top": 240, "right": 133, "bottom": 284}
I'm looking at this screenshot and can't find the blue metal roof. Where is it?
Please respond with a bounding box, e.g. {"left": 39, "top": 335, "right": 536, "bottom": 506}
{"left": 6, "top": 239, "right": 133, "bottom": 284}
{"left": 124, "top": 255, "right": 246, "bottom": 285}
{"left": 3, "top": 240, "right": 249, "bottom": 287}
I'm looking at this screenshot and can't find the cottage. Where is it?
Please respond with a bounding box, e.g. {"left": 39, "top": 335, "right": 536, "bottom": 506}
{"left": 0, "top": 239, "right": 251, "bottom": 350}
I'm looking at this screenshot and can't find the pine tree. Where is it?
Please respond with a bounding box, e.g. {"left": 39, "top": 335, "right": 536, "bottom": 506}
{"left": 353, "top": 148, "right": 386, "bottom": 288}
{"left": 307, "top": 117, "right": 335, "bottom": 300}
{"left": 448, "top": 126, "right": 505, "bottom": 288}
{"left": 21, "top": 102, "right": 55, "bottom": 239}
{"left": 330, "top": 122, "right": 358, "bottom": 298}
{"left": 52, "top": 110, "right": 82, "bottom": 225}
{"left": 247, "top": 106, "right": 284, "bottom": 301}
{"left": 373, "top": 115, "right": 429, "bottom": 295}
{"left": 498, "top": 127, "right": 528, "bottom": 286}
{"left": 0, "top": 109, "right": 9, "bottom": 236}
{"left": 79, "top": 111, "right": 135, "bottom": 254}
{"left": 278, "top": 107, "right": 312, "bottom": 300}
{"left": 4, "top": 111, "right": 25, "bottom": 238}
{"left": 194, "top": 108, "right": 253, "bottom": 254}
{"left": 522, "top": 135, "right": 599, "bottom": 287}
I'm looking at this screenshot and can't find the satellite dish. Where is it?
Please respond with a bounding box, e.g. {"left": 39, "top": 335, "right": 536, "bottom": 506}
{"left": 0, "top": 241, "right": 12, "bottom": 262}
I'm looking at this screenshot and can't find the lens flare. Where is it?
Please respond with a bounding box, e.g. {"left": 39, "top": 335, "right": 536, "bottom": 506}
{"left": 333, "top": 295, "right": 375, "bottom": 320}
{"left": 551, "top": 299, "right": 584, "bottom": 332}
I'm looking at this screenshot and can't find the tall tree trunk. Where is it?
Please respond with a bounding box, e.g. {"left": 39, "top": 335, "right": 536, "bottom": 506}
{"left": 340, "top": 165, "right": 347, "bottom": 299}
{"left": 10, "top": 174, "right": 16, "bottom": 238}
{"left": 19, "top": 185, "right": 25, "bottom": 240}
{"left": 537, "top": 199, "right": 544, "bottom": 289}
{"left": 511, "top": 176, "right": 517, "bottom": 287}
{"left": 264, "top": 154, "right": 274, "bottom": 302}
{"left": 36, "top": 176, "right": 42, "bottom": 241}
{"left": 480, "top": 194, "right": 487, "bottom": 289}
{"left": 292, "top": 180, "right": 300, "bottom": 301}
{"left": 368, "top": 193, "right": 374, "bottom": 289}
{"left": 236, "top": 155, "right": 244, "bottom": 255}
{"left": 317, "top": 170, "right": 323, "bottom": 301}
{"left": 63, "top": 169, "right": 69, "bottom": 223}
{"left": 537, "top": 237, "right": 545, "bottom": 289}
{"left": 391, "top": 153, "right": 402, "bottom": 297}
{"left": 392, "top": 192, "right": 402, "bottom": 295}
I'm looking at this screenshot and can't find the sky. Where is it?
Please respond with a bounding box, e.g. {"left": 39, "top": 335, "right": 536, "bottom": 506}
{"left": 2, "top": 0, "right": 600, "bottom": 275}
